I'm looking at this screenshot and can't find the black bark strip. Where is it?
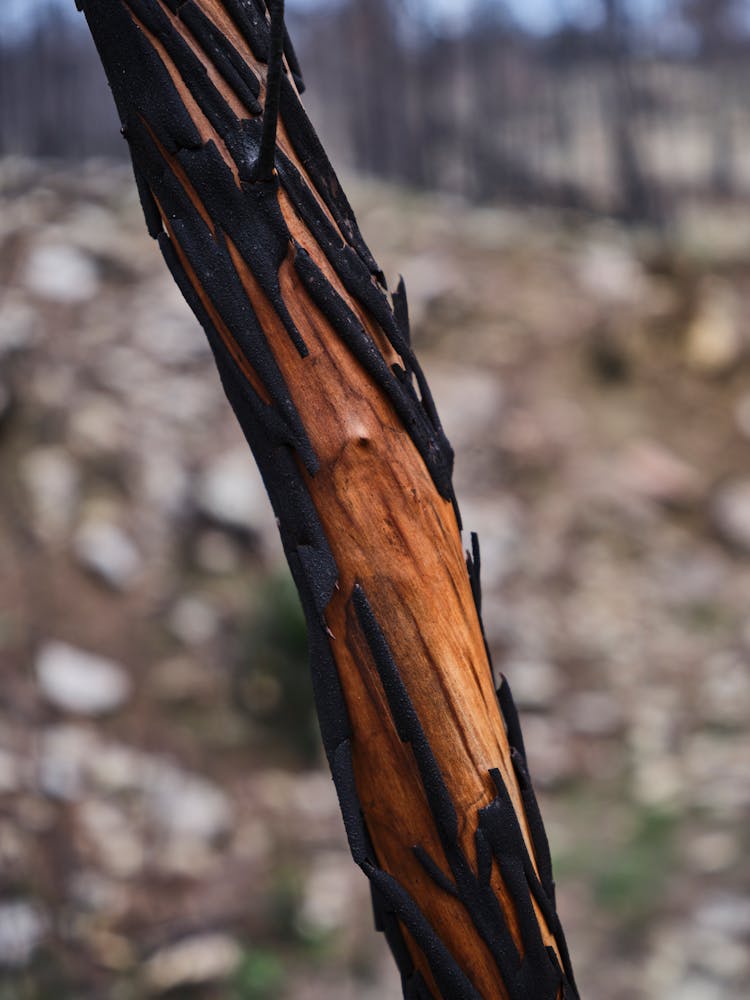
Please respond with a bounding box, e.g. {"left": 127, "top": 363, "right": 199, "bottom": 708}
{"left": 352, "top": 584, "right": 575, "bottom": 999}
{"left": 77, "top": 2, "right": 578, "bottom": 997}
{"left": 254, "top": 0, "right": 285, "bottom": 180}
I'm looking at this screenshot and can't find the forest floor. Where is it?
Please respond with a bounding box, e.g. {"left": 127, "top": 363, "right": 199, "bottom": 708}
{"left": 1, "top": 158, "right": 749, "bottom": 999}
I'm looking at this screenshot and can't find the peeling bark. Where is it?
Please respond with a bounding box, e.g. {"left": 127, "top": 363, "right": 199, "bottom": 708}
{"left": 77, "top": 2, "right": 578, "bottom": 996}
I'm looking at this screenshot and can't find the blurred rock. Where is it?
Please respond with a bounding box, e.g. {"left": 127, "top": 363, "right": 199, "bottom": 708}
{"left": 460, "top": 497, "right": 524, "bottom": 589}
{"left": 168, "top": 595, "right": 220, "bottom": 646}
{"left": 298, "top": 850, "right": 359, "bottom": 937}
{"left": 20, "top": 446, "right": 79, "bottom": 544}
{"left": 0, "top": 821, "right": 27, "bottom": 872}
{"left": 502, "top": 659, "right": 561, "bottom": 711}
{"left": 66, "top": 394, "right": 125, "bottom": 457}
{"left": 566, "top": 690, "right": 624, "bottom": 737}
{"left": 36, "top": 724, "right": 96, "bottom": 801}
{"left": 35, "top": 642, "right": 131, "bottom": 716}
{"left": 85, "top": 742, "right": 145, "bottom": 794}
{"left": 685, "top": 829, "right": 740, "bottom": 876}
{"left": 0, "top": 380, "right": 11, "bottom": 427}
{"left": 0, "top": 295, "right": 37, "bottom": 358}
{"left": 132, "top": 278, "right": 208, "bottom": 366}
{"left": 0, "top": 748, "right": 23, "bottom": 795}
{"left": 699, "top": 652, "right": 750, "bottom": 727}
{"left": 68, "top": 870, "right": 129, "bottom": 917}
{"left": 144, "top": 933, "right": 241, "bottom": 994}
{"left": 695, "top": 893, "right": 750, "bottom": 937}
{"left": 88, "top": 928, "right": 136, "bottom": 972}
{"left": 194, "top": 530, "right": 240, "bottom": 575}
{"left": 615, "top": 439, "right": 702, "bottom": 507}
{"left": 519, "top": 716, "right": 576, "bottom": 788}
{"left": 657, "top": 547, "right": 727, "bottom": 608}
{"left": 397, "top": 253, "right": 460, "bottom": 331}
{"left": 423, "top": 359, "right": 504, "bottom": 449}
{"left": 632, "top": 754, "right": 684, "bottom": 807}
{"left": 734, "top": 392, "right": 750, "bottom": 441}
{"left": 196, "top": 447, "right": 275, "bottom": 540}
{"left": 148, "top": 657, "right": 217, "bottom": 705}
{"left": 77, "top": 799, "right": 144, "bottom": 879}
{"left": 712, "top": 479, "right": 750, "bottom": 553}
{"left": 144, "top": 764, "right": 232, "bottom": 842}
{"left": 0, "top": 900, "right": 46, "bottom": 967}
{"left": 684, "top": 282, "right": 742, "bottom": 375}
{"left": 576, "top": 240, "right": 645, "bottom": 302}
{"left": 73, "top": 509, "right": 142, "bottom": 591}
{"left": 139, "top": 451, "right": 190, "bottom": 518}
{"left": 23, "top": 242, "right": 99, "bottom": 304}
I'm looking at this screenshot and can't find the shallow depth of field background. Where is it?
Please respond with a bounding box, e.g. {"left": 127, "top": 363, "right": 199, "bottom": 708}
{"left": 1, "top": 1, "right": 750, "bottom": 998}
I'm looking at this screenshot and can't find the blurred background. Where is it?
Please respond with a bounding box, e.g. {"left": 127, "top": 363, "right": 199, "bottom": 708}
{"left": 1, "top": 1, "right": 750, "bottom": 998}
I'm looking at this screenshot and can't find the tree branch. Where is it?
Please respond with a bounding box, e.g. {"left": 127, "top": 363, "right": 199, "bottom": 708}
{"left": 76, "top": 2, "right": 578, "bottom": 996}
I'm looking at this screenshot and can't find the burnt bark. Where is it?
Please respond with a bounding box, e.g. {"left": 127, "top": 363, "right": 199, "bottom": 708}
{"left": 76, "top": 2, "right": 578, "bottom": 997}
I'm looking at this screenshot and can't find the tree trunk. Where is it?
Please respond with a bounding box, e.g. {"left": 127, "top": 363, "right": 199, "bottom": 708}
{"left": 77, "top": 2, "right": 578, "bottom": 997}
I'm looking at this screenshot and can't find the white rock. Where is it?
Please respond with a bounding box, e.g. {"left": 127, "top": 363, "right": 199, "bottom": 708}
{"left": 23, "top": 243, "right": 99, "bottom": 304}
{"left": 196, "top": 447, "right": 274, "bottom": 537}
{"left": 144, "top": 933, "right": 241, "bottom": 994}
{"left": 20, "top": 447, "right": 79, "bottom": 544}
{"left": 712, "top": 478, "right": 750, "bottom": 552}
{"left": 695, "top": 894, "right": 750, "bottom": 937}
{"left": 35, "top": 642, "right": 131, "bottom": 716}
{"left": 168, "top": 595, "right": 219, "bottom": 646}
{"left": 73, "top": 515, "right": 142, "bottom": 590}
{"left": 144, "top": 764, "right": 232, "bottom": 841}
{"left": 0, "top": 900, "right": 46, "bottom": 967}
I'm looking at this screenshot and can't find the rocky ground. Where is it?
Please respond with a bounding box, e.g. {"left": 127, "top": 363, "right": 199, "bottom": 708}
{"left": 1, "top": 157, "right": 749, "bottom": 999}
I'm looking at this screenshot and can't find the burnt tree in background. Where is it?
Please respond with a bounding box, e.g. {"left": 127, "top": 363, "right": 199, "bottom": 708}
{"left": 4, "top": 1, "right": 750, "bottom": 215}
{"left": 77, "top": 1, "right": 577, "bottom": 997}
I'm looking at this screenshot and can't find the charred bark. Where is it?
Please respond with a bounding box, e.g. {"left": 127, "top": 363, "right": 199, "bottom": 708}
{"left": 76, "top": 2, "right": 578, "bottom": 997}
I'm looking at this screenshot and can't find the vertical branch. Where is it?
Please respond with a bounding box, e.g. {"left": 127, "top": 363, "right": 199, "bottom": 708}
{"left": 77, "top": 2, "right": 578, "bottom": 997}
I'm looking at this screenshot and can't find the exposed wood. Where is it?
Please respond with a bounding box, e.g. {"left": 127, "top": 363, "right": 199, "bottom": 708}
{"left": 77, "top": 2, "right": 578, "bottom": 997}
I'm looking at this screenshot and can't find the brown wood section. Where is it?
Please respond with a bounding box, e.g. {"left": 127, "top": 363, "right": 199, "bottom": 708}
{"left": 127, "top": 2, "right": 563, "bottom": 995}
